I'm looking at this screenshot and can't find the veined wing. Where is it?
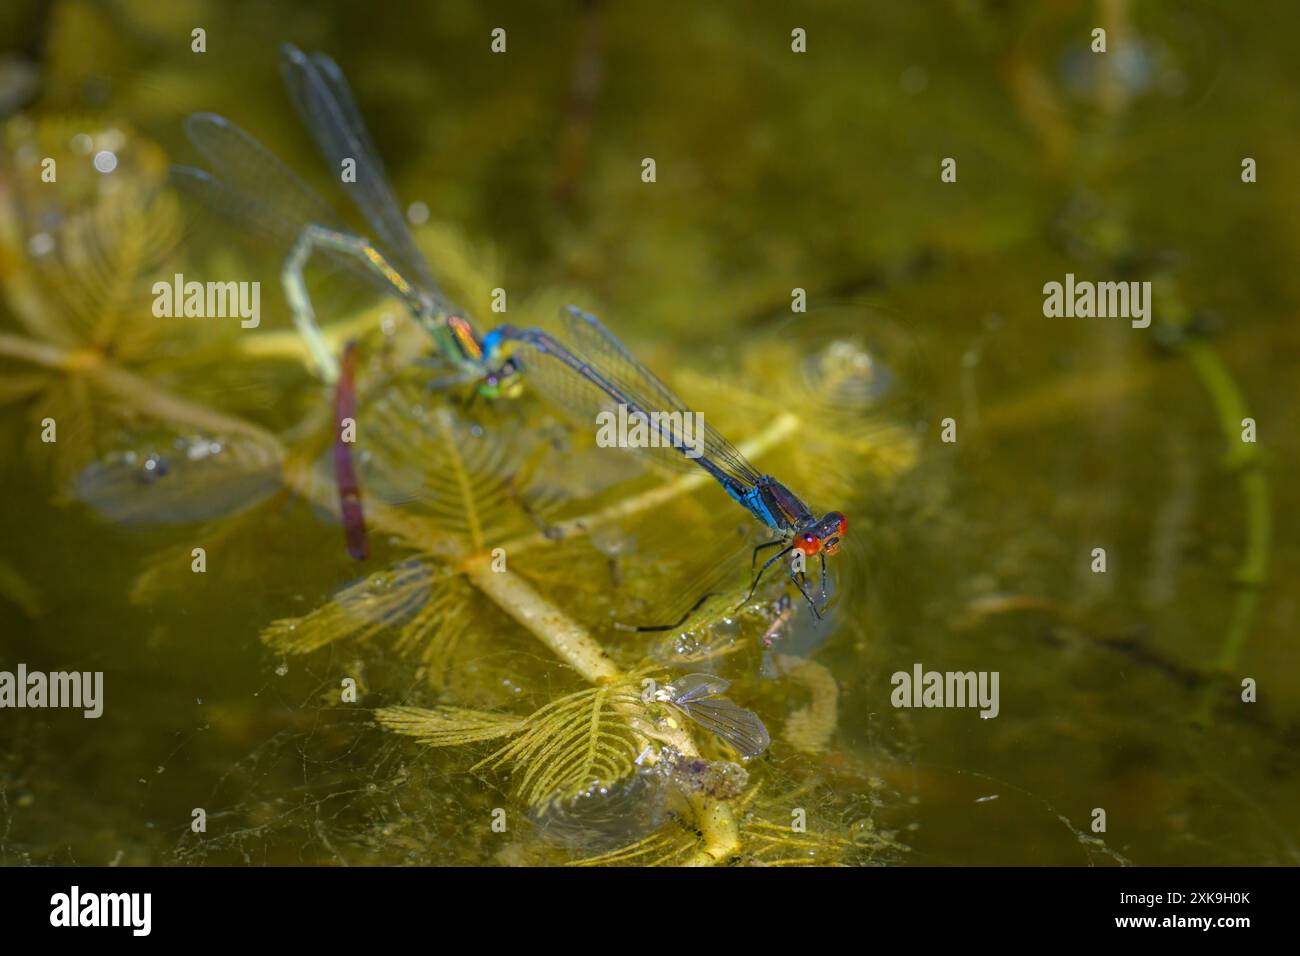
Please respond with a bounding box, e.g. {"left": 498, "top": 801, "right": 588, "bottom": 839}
{"left": 670, "top": 673, "right": 731, "bottom": 705}
{"left": 174, "top": 114, "right": 405, "bottom": 298}
{"left": 181, "top": 111, "right": 340, "bottom": 233}
{"left": 560, "top": 306, "right": 766, "bottom": 487}
{"left": 279, "top": 44, "right": 441, "bottom": 295}
{"left": 674, "top": 696, "right": 770, "bottom": 758}
{"left": 499, "top": 325, "right": 731, "bottom": 481}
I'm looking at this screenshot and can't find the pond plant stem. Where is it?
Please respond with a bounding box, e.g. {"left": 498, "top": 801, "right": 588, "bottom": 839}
{"left": 1182, "top": 339, "right": 1270, "bottom": 723}
{"left": 0, "top": 330, "right": 749, "bottom": 864}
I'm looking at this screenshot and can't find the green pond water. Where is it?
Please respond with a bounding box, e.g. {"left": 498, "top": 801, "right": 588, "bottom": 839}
{"left": 0, "top": 0, "right": 1296, "bottom": 866}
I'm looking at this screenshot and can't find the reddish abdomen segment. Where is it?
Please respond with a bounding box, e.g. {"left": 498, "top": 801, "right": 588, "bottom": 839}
{"left": 334, "top": 342, "right": 368, "bottom": 560}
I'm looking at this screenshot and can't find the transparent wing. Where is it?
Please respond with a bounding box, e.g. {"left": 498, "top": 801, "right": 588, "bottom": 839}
{"left": 504, "top": 330, "right": 707, "bottom": 476}
{"left": 182, "top": 111, "right": 341, "bottom": 233}
{"left": 561, "top": 307, "right": 766, "bottom": 486}
{"left": 502, "top": 323, "right": 751, "bottom": 486}
{"left": 676, "top": 697, "right": 771, "bottom": 758}
{"left": 309, "top": 50, "right": 391, "bottom": 183}
{"left": 174, "top": 115, "right": 401, "bottom": 297}
{"left": 279, "top": 44, "right": 440, "bottom": 294}
{"left": 670, "top": 673, "right": 731, "bottom": 704}
{"left": 501, "top": 329, "right": 624, "bottom": 419}
{"left": 75, "top": 433, "right": 282, "bottom": 525}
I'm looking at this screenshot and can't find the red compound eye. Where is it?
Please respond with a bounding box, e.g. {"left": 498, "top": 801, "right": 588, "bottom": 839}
{"left": 794, "top": 533, "right": 822, "bottom": 556}
{"left": 837, "top": 515, "right": 848, "bottom": 537}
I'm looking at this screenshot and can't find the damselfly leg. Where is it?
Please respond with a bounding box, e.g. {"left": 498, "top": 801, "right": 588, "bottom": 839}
{"left": 790, "top": 566, "right": 822, "bottom": 620}
{"left": 622, "top": 590, "right": 721, "bottom": 633}
{"left": 751, "top": 538, "right": 785, "bottom": 574}
{"left": 740, "top": 542, "right": 826, "bottom": 620}
{"left": 414, "top": 363, "right": 484, "bottom": 390}
{"left": 741, "top": 544, "right": 795, "bottom": 608}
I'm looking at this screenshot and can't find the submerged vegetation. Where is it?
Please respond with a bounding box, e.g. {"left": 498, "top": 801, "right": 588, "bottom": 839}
{"left": 2, "top": 1, "right": 1297, "bottom": 867}
{"left": 0, "top": 106, "right": 919, "bottom": 864}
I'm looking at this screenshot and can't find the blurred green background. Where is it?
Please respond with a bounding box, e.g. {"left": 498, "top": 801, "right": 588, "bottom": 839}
{"left": 0, "top": 0, "right": 1297, "bottom": 865}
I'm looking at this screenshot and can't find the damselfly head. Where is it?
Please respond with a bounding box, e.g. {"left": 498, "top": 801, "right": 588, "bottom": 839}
{"left": 474, "top": 328, "right": 522, "bottom": 398}
{"left": 793, "top": 531, "right": 822, "bottom": 556}
{"left": 795, "top": 511, "right": 847, "bottom": 557}
{"left": 821, "top": 511, "right": 848, "bottom": 555}
{"left": 478, "top": 358, "right": 524, "bottom": 399}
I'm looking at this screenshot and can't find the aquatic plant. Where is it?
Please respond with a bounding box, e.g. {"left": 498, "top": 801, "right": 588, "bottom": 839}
{"left": 0, "top": 111, "right": 920, "bottom": 864}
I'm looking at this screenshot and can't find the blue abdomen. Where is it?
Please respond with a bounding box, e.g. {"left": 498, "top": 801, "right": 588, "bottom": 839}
{"left": 737, "top": 485, "right": 781, "bottom": 531}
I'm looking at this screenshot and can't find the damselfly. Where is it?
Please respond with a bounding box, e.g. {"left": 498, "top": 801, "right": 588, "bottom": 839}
{"left": 174, "top": 45, "right": 522, "bottom": 558}
{"left": 172, "top": 44, "right": 519, "bottom": 395}
{"left": 483, "top": 307, "right": 848, "bottom": 620}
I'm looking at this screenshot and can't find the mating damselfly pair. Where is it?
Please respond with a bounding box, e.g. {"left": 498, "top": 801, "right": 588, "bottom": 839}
{"left": 173, "top": 43, "right": 848, "bottom": 621}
